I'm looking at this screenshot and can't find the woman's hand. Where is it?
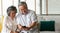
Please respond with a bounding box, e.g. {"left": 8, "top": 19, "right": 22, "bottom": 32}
{"left": 18, "top": 25, "right": 24, "bottom": 30}
{"left": 10, "top": 31, "right": 19, "bottom": 33}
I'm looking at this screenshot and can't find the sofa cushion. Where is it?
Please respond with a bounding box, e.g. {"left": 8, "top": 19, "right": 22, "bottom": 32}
{"left": 40, "top": 21, "right": 55, "bottom": 31}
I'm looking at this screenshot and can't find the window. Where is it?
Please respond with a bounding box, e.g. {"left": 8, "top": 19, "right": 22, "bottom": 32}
{"left": 48, "top": 0, "right": 60, "bottom": 14}
{"left": 41, "top": 0, "right": 60, "bottom": 15}
{"left": 3, "top": 0, "right": 13, "bottom": 16}
{"left": 0, "top": 0, "right": 18, "bottom": 16}
{"left": 42, "top": 0, "right": 46, "bottom": 14}
{"left": 0, "top": 0, "right": 1, "bottom": 15}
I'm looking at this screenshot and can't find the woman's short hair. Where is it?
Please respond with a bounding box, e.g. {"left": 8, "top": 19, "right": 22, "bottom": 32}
{"left": 7, "top": 6, "right": 17, "bottom": 16}
{"left": 18, "top": 2, "right": 28, "bottom": 9}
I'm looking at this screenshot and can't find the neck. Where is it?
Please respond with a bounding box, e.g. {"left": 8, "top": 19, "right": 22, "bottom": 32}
{"left": 9, "top": 16, "right": 14, "bottom": 20}
{"left": 11, "top": 17, "right": 14, "bottom": 20}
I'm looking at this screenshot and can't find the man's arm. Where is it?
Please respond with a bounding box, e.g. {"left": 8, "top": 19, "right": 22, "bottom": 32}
{"left": 28, "top": 22, "right": 37, "bottom": 29}
{"left": 25, "top": 11, "right": 38, "bottom": 30}
{"left": 29, "top": 11, "right": 38, "bottom": 29}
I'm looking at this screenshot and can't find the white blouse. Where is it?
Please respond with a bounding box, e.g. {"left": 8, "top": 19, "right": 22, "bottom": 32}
{"left": 1, "top": 16, "right": 17, "bottom": 33}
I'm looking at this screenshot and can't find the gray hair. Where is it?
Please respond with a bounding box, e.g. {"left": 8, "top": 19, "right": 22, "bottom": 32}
{"left": 18, "top": 2, "right": 28, "bottom": 9}
{"left": 7, "top": 6, "right": 17, "bottom": 16}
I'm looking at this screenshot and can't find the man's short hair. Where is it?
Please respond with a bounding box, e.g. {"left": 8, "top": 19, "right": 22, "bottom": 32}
{"left": 18, "top": 2, "right": 28, "bottom": 9}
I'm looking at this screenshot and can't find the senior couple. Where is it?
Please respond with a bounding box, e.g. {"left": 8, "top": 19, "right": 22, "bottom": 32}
{"left": 1, "top": 2, "right": 38, "bottom": 33}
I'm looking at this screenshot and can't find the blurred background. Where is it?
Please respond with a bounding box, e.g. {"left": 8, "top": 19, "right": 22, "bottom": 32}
{"left": 0, "top": 0, "right": 60, "bottom": 33}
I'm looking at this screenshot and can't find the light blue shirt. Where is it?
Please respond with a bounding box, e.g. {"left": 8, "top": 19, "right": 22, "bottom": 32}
{"left": 16, "top": 10, "right": 38, "bottom": 33}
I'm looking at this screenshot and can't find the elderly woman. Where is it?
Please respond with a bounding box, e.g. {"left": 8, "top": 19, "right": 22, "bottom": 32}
{"left": 1, "top": 6, "right": 18, "bottom": 33}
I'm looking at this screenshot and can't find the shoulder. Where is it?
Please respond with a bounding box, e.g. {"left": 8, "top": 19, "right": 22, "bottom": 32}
{"left": 16, "top": 13, "right": 21, "bottom": 18}
{"left": 28, "top": 10, "right": 35, "bottom": 14}
{"left": 3, "top": 16, "right": 9, "bottom": 23}
{"left": 4, "top": 16, "right": 9, "bottom": 20}
{"left": 28, "top": 10, "right": 36, "bottom": 15}
{"left": 16, "top": 13, "right": 22, "bottom": 20}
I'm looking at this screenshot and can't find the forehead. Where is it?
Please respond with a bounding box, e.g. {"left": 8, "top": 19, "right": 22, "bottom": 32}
{"left": 19, "top": 5, "right": 26, "bottom": 8}
{"left": 10, "top": 11, "right": 16, "bottom": 13}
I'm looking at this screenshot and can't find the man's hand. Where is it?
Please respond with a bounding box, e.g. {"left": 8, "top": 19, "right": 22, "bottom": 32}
{"left": 14, "top": 31, "right": 19, "bottom": 33}
{"left": 23, "top": 27, "right": 31, "bottom": 31}
{"left": 10, "top": 31, "right": 14, "bottom": 33}
{"left": 18, "top": 25, "right": 31, "bottom": 31}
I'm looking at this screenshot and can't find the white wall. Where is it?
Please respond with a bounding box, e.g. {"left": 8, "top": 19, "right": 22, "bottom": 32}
{"left": 0, "top": 0, "right": 18, "bottom": 16}
{"left": 3, "top": 0, "right": 13, "bottom": 16}
{"left": 48, "top": 0, "right": 60, "bottom": 14}
{"left": 0, "top": 0, "right": 1, "bottom": 15}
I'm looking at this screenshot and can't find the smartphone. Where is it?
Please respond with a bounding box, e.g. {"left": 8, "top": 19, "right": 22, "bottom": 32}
{"left": 22, "top": 26, "right": 26, "bottom": 28}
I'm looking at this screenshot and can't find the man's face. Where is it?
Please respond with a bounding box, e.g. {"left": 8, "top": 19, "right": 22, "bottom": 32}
{"left": 19, "top": 5, "right": 27, "bottom": 14}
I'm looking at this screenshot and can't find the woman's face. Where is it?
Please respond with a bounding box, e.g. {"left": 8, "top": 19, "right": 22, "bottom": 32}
{"left": 10, "top": 11, "right": 16, "bottom": 18}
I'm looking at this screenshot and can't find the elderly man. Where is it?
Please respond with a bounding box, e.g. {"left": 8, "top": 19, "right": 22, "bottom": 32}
{"left": 16, "top": 2, "right": 38, "bottom": 33}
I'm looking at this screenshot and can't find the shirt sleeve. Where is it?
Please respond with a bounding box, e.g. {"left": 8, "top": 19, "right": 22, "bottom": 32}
{"left": 31, "top": 12, "right": 38, "bottom": 23}
{"left": 16, "top": 16, "right": 20, "bottom": 24}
